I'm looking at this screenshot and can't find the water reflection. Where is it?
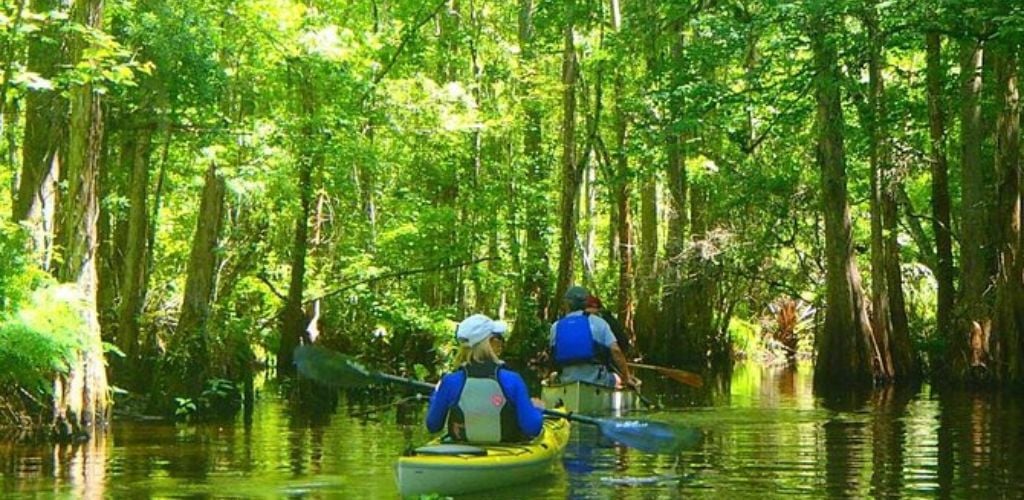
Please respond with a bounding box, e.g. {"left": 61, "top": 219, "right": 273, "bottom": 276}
{"left": 2, "top": 365, "right": 1024, "bottom": 498}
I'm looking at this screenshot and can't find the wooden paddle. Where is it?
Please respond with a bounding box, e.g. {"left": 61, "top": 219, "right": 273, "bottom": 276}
{"left": 629, "top": 363, "right": 704, "bottom": 388}
{"left": 294, "top": 344, "right": 697, "bottom": 454}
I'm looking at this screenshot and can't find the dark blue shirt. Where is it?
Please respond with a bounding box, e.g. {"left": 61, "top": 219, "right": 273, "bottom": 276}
{"left": 426, "top": 365, "right": 543, "bottom": 439}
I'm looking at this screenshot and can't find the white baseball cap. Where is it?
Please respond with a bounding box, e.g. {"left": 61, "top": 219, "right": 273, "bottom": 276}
{"left": 456, "top": 314, "right": 509, "bottom": 347}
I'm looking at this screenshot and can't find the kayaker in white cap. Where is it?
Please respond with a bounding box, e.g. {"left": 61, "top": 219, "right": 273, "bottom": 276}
{"left": 425, "top": 314, "right": 544, "bottom": 443}
{"left": 550, "top": 285, "right": 640, "bottom": 388}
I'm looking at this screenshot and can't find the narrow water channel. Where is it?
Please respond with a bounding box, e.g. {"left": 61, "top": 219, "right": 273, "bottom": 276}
{"left": 3, "top": 362, "right": 1023, "bottom": 498}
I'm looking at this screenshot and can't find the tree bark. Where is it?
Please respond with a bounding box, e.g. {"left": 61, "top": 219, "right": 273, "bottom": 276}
{"left": 15, "top": 0, "right": 65, "bottom": 271}
{"left": 509, "top": 0, "right": 551, "bottom": 354}
{"left": 612, "top": 71, "right": 635, "bottom": 349}
{"left": 115, "top": 124, "right": 154, "bottom": 387}
{"left": 51, "top": 0, "right": 109, "bottom": 438}
{"left": 865, "top": 3, "right": 894, "bottom": 381}
{"left": 552, "top": 0, "right": 579, "bottom": 316}
{"left": 634, "top": 0, "right": 660, "bottom": 357}
{"left": 925, "top": 30, "right": 956, "bottom": 367}
{"left": 991, "top": 45, "right": 1022, "bottom": 382}
{"left": 955, "top": 38, "right": 988, "bottom": 376}
{"left": 278, "top": 66, "right": 319, "bottom": 376}
{"left": 809, "top": 7, "right": 875, "bottom": 389}
{"left": 661, "top": 25, "right": 689, "bottom": 364}
{"left": 167, "top": 162, "right": 226, "bottom": 397}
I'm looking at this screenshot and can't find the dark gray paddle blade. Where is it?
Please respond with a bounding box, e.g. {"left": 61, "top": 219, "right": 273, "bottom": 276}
{"left": 596, "top": 418, "right": 702, "bottom": 454}
{"left": 294, "top": 344, "right": 375, "bottom": 388}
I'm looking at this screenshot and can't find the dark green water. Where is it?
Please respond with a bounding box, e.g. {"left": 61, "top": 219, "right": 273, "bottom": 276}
{"left": 3, "top": 362, "right": 1024, "bottom": 498}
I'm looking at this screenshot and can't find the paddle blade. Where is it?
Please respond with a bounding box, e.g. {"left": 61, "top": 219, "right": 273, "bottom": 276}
{"left": 597, "top": 418, "right": 702, "bottom": 454}
{"left": 294, "top": 344, "right": 375, "bottom": 388}
{"left": 660, "top": 369, "right": 704, "bottom": 388}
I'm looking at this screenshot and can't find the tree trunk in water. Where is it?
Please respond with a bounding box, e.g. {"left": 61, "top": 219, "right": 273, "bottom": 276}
{"left": 634, "top": 0, "right": 660, "bottom": 357}
{"left": 552, "top": 0, "right": 578, "bottom": 316}
{"left": 166, "top": 162, "right": 226, "bottom": 398}
{"left": 809, "top": 8, "right": 875, "bottom": 389}
{"left": 509, "top": 0, "right": 550, "bottom": 356}
{"left": 51, "top": 0, "right": 109, "bottom": 438}
{"left": 114, "top": 124, "right": 153, "bottom": 388}
{"left": 635, "top": 177, "right": 658, "bottom": 356}
{"left": 925, "top": 30, "right": 956, "bottom": 370}
{"left": 991, "top": 46, "right": 1022, "bottom": 383}
{"left": 662, "top": 29, "right": 688, "bottom": 364}
{"left": 278, "top": 68, "right": 319, "bottom": 376}
{"left": 865, "top": 4, "right": 893, "bottom": 381}
{"left": 612, "top": 72, "right": 635, "bottom": 350}
{"left": 15, "top": 0, "right": 64, "bottom": 270}
{"left": 955, "top": 38, "right": 988, "bottom": 377}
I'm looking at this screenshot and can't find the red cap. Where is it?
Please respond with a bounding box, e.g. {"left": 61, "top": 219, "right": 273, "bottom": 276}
{"left": 585, "top": 295, "right": 602, "bottom": 309}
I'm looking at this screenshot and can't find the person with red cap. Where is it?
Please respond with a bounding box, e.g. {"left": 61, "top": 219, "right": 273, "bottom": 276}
{"left": 550, "top": 286, "right": 640, "bottom": 388}
{"left": 584, "top": 294, "right": 631, "bottom": 356}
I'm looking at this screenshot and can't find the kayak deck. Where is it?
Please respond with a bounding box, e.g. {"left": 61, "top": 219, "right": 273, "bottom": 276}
{"left": 396, "top": 418, "right": 570, "bottom": 497}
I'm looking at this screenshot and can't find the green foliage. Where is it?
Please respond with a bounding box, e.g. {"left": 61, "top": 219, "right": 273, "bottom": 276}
{"left": 0, "top": 285, "right": 89, "bottom": 392}
{"left": 0, "top": 222, "right": 33, "bottom": 317}
{"left": 728, "top": 318, "right": 762, "bottom": 357}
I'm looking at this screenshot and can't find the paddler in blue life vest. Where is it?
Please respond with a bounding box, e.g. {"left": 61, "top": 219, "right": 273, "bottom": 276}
{"left": 550, "top": 286, "right": 641, "bottom": 388}
{"left": 426, "top": 314, "right": 545, "bottom": 443}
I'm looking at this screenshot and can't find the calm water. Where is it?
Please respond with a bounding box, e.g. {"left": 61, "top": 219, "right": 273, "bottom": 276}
{"left": 3, "top": 362, "right": 1024, "bottom": 499}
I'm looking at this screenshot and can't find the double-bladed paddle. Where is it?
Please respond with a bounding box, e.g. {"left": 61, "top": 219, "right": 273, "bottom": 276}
{"left": 294, "top": 344, "right": 698, "bottom": 454}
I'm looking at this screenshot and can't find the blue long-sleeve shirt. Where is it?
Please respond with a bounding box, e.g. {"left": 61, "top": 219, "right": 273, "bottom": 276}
{"left": 425, "top": 365, "right": 543, "bottom": 439}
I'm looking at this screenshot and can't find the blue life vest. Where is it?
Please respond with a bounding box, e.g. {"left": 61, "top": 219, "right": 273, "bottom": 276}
{"left": 446, "top": 362, "right": 524, "bottom": 443}
{"left": 553, "top": 314, "right": 605, "bottom": 367}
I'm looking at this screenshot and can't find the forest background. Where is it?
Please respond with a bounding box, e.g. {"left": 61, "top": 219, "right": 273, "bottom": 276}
{"left": 0, "top": 0, "right": 1022, "bottom": 437}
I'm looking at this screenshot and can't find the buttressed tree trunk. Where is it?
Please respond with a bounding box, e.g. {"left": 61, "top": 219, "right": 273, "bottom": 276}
{"left": 991, "top": 45, "right": 1022, "bottom": 383}
{"left": 865, "top": 3, "right": 894, "bottom": 381}
{"left": 552, "top": 0, "right": 579, "bottom": 317}
{"left": 925, "top": 30, "right": 956, "bottom": 372}
{"left": 51, "top": 0, "right": 109, "bottom": 438}
{"left": 809, "top": 6, "right": 875, "bottom": 389}
{"left": 115, "top": 124, "right": 154, "bottom": 388}
{"left": 166, "top": 162, "right": 226, "bottom": 398}
{"left": 15, "top": 0, "right": 64, "bottom": 270}
{"left": 955, "top": 38, "right": 987, "bottom": 378}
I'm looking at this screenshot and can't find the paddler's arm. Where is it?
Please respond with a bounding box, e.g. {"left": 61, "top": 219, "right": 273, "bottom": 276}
{"left": 609, "top": 343, "right": 639, "bottom": 387}
{"left": 425, "top": 372, "right": 463, "bottom": 433}
{"left": 499, "top": 370, "right": 543, "bottom": 438}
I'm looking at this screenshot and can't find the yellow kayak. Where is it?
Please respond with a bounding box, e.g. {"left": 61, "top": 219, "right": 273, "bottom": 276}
{"left": 395, "top": 418, "right": 570, "bottom": 497}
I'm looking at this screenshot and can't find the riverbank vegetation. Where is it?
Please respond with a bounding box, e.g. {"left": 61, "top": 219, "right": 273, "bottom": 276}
{"left": 1, "top": 0, "right": 1023, "bottom": 437}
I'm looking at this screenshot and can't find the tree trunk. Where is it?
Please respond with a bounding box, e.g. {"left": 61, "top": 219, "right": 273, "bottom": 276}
{"left": 166, "top": 162, "right": 226, "bottom": 398}
{"left": 612, "top": 71, "right": 635, "bottom": 349}
{"left": 115, "top": 123, "right": 154, "bottom": 387}
{"left": 15, "top": 0, "right": 64, "bottom": 270}
{"left": 955, "top": 38, "right": 988, "bottom": 377}
{"left": 634, "top": 0, "right": 660, "bottom": 357}
{"left": 925, "top": 30, "right": 956, "bottom": 366}
{"left": 865, "top": 3, "right": 893, "bottom": 381}
{"left": 809, "top": 7, "right": 875, "bottom": 389}
{"left": 636, "top": 177, "right": 658, "bottom": 356}
{"left": 509, "top": 0, "right": 550, "bottom": 356}
{"left": 51, "top": 0, "right": 109, "bottom": 438}
{"left": 991, "top": 45, "right": 1022, "bottom": 382}
{"left": 552, "top": 0, "right": 579, "bottom": 316}
{"left": 658, "top": 19, "right": 690, "bottom": 365}
{"left": 278, "top": 67, "right": 319, "bottom": 376}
